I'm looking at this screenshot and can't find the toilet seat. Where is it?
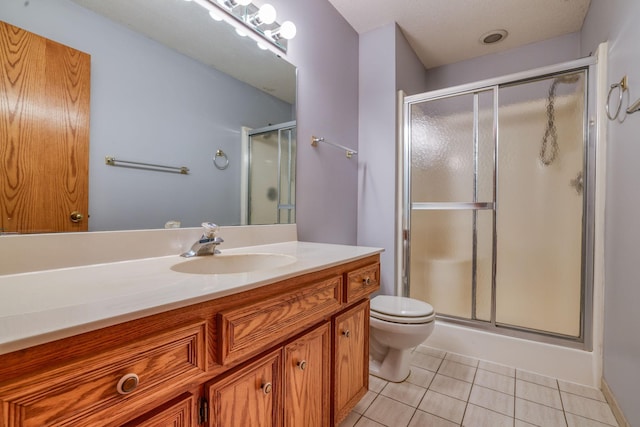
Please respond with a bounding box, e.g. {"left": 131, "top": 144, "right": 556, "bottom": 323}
{"left": 370, "top": 295, "right": 435, "bottom": 324}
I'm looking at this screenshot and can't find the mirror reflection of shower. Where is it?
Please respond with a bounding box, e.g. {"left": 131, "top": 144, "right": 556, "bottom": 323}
{"left": 242, "top": 121, "right": 296, "bottom": 225}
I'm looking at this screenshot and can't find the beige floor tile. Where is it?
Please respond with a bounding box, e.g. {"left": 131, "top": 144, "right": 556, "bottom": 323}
{"left": 515, "top": 398, "right": 567, "bottom": 427}
{"left": 462, "top": 403, "right": 514, "bottom": 427}
{"left": 558, "top": 380, "right": 607, "bottom": 402}
{"left": 430, "top": 374, "right": 473, "bottom": 401}
{"left": 369, "top": 375, "right": 388, "bottom": 394}
{"left": 566, "top": 412, "right": 619, "bottom": 427}
{"left": 561, "top": 392, "right": 618, "bottom": 426}
{"left": 363, "top": 395, "right": 415, "bottom": 427}
{"left": 445, "top": 352, "right": 480, "bottom": 367}
{"left": 354, "top": 417, "right": 385, "bottom": 427}
{"left": 406, "top": 366, "right": 436, "bottom": 388}
{"left": 411, "top": 351, "right": 443, "bottom": 372}
{"left": 339, "top": 412, "right": 362, "bottom": 427}
{"left": 417, "top": 390, "right": 467, "bottom": 424}
{"left": 516, "top": 379, "right": 563, "bottom": 409}
{"left": 438, "top": 359, "right": 477, "bottom": 383}
{"left": 381, "top": 381, "right": 427, "bottom": 408}
{"left": 514, "top": 420, "right": 538, "bottom": 427}
{"left": 474, "top": 368, "right": 515, "bottom": 395}
{"left": 478, "top": 360, "right": 515, "bottom": 378}
{"left": 469, "top": 384, "right": 514, "bottom": 417}
{"left": 516, "top": 369, "right": 558, "bottom": 389}
{"left": 409, "top": 410, "right": 459, "bottom": 427}
{"left": 353, "top": 390, "right": 377, "bottom": 414}
{"left": 414, "top": 345, "right": 446, "bottom": 359}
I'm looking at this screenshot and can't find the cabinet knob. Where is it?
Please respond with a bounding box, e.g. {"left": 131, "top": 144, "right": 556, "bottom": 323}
{"left": 116, "top": 373, "right": 139, "bottom": 395}
{"left": 297, "top": 360, "right": 307, "bottom": 371}
{"left": 261, "top": 382, "right": 272, "bottom": 395}
{"left": 342, "top": 329, "right": 351, "bottom": 338}
{"left": 363, "top": 277, "right": 371, "bottom": 286}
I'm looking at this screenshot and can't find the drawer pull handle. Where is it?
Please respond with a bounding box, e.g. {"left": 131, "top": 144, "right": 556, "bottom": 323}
{"left": 342, "top": 330, "right": 351, "bottom": 338}
{"left": 261, "top": 382, "right": 273, "bottom": 395}
{"left": 363, "top": 277, "right": 371, "bottom": 286}
{"left": 116, "top": 373, "right": 139, "bottom": 395}
{"left": 297, "top": 360, "right": 307, "bottom": 371}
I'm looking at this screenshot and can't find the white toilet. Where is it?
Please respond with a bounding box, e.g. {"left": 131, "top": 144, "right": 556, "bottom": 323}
{"left": 369, "top": 295, "right": 435, "bottom": 382}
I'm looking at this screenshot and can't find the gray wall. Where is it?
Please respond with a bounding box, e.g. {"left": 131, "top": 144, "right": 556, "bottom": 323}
{"left": 1, "top": 0, "right": 292, "bottom": 231}
{"left": 581, "top": 1, "right": 640, "bottom": 424}
{"left": 357, "top": 24, "right": 428, "bottom": 295}
{"left": 269, "top": 0, "right": 360, "bottom": 245}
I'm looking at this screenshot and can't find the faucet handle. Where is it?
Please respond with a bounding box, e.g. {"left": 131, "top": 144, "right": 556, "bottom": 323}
{"left": 201, "top": 222, "right": 219, "bottom": 238}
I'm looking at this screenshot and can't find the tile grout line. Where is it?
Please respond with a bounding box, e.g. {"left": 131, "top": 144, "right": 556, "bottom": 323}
{"left": 558, "top": 378, "right": 569, "bottom": 427}
{"left": 513, "top": 373, "right": 517, "bottom": 427}
{"left": 458, "top": 355, "right": 479, "bottom": 427}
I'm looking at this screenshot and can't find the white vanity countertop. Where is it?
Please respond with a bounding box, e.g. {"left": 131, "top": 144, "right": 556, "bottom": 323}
{"left": 0, "top": 241, "right": 382, "bottom": 355}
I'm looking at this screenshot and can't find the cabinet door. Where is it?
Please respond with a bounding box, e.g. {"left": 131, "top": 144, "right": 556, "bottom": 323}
{"left": 333, "top": 300, "right": 369, "bottom": 425}
{"left": 208, "top": 349, "right": 282, "bottom": 427}
{"left": 283, "top": 323, "right": 330, "bottom": 427}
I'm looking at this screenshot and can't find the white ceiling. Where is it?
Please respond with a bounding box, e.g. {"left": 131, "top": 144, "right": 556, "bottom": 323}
{"left": 327, "top": 0, "right": 591, "bottom": 69}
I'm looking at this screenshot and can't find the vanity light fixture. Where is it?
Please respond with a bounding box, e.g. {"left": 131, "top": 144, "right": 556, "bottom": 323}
{"left": 189, "top": 0, "right": 296, "bottom": 53}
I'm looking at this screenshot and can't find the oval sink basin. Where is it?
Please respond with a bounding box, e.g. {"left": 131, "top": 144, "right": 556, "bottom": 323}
{"left": 170, "top": 253, "right": 297, "bottom": 275}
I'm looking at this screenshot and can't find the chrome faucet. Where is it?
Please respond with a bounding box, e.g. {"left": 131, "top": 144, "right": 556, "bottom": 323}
{"left": 181, "top": 222, "right": 224, "bottom": 258}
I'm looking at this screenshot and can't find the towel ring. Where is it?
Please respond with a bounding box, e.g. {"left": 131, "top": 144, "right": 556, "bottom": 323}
{"left": 606, "top": 76, "right": 628, "bottom": 121}
{"left": 214, "top": 149, "right": 229, "bottom": 170}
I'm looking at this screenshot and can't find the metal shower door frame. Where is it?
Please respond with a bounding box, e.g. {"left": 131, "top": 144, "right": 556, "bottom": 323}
{"left": 400, "top": 56, "right": 597, "bottom": 350}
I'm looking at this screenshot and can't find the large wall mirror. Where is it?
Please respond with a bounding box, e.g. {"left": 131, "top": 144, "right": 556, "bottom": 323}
{"left": 1, "top": 0, "right": 297, "bottom": 233}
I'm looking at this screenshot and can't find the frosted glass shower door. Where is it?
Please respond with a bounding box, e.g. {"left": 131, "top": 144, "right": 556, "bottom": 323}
{"left": 407, "top": 90, "right": 494, "bottom": 321}
{"left": 495, "top": 71, "right": 586, "bottom": 337}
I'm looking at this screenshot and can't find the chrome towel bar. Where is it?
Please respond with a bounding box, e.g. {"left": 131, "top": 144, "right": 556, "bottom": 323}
{"left": 105, "top": 156, "right": 189, "bottom": 174}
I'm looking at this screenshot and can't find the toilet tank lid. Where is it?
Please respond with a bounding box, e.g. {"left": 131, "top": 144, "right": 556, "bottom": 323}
{"left": 370, "top": 295, "right": 434, "bottom": 317}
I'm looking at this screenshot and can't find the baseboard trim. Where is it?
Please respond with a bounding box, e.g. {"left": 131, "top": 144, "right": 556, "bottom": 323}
{"left": 601, "top": 378, "right": 630, "bottom": 427}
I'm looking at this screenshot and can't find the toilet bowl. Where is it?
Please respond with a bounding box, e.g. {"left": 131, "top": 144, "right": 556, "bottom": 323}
{"left": 369, "top": 295, "right": 435, "bottom": 382}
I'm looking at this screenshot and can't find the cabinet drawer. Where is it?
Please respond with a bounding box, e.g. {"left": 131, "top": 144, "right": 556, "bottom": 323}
{"left": 0, "top": 321, "right": 207, "bottom": 427}
{"left": 219, "top": 275, "right": 342, "bottom": 365}
{"left": 345, "top": 263, "right": 380, "bottom": 303}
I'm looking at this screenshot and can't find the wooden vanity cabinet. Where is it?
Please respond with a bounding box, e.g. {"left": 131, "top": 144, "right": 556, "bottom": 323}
{"left": 207, "top": 349, "right": 283, "bottom": 427}
{"left": 207, "top": 322, "right": 331, "bottom": 427}
{"left": 283, "top": 323, "right": 330, "bottom": 427}
{"left": 0, "top": 254, "right": 379, "bottom": 427}
{"left": 333, "top": 301, "right": 370, "bottom": 425}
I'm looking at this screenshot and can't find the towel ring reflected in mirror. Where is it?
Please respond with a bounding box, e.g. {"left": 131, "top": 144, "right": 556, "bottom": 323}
{"left": 214, "top": 149, "right": 229, "bottom": 170}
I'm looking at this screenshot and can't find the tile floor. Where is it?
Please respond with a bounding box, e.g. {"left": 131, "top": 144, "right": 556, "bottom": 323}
{"left": 340, "top": 345, "right": 619, "bottom": 427}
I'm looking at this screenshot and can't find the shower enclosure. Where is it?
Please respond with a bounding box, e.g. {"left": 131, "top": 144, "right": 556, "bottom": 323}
{"left": 402, "top": 60, "right": 596, "bottom": 348}
{"left": 244, "top": 121, "right": 296, "bottom": 225}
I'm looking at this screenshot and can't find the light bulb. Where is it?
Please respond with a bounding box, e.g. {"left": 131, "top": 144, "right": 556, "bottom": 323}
{"left": 257, "top": 4, "right": 276, "bottom": 25}
{"left": 235, "top": 27, "right": 247, "bottom": 37}
{"left": 279, "top": 21, "right": 296, "bottom": 40}
{"left": 209, "top": 10, "right": 223, "bottom": 21}
{"left": 257, "top": 41, "right": 268, "bottom": 50}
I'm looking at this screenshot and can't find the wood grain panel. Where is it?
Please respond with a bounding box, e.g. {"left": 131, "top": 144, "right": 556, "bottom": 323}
{"left": 333, "top": 300, "right": 369, "bottom": 425}
{"left": 284, "top": 323, "right": 330, "bottom": 427}
{"left": 345, "top": 262, "right": 380, "bottom": 303}
{"left": 0, "top": 322, "right": 206, "bottom": 427}
{"left": 208, "top": 349, "right": 282, "bottom": 427}
{"left": 122, "top": 393, "right": 194, "bottom": 427}
{"left": 0, "top": 20, "right": 90, "bottom": 233}
{"left": 219, "top": 275, "right": 342, "bottom": 365}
